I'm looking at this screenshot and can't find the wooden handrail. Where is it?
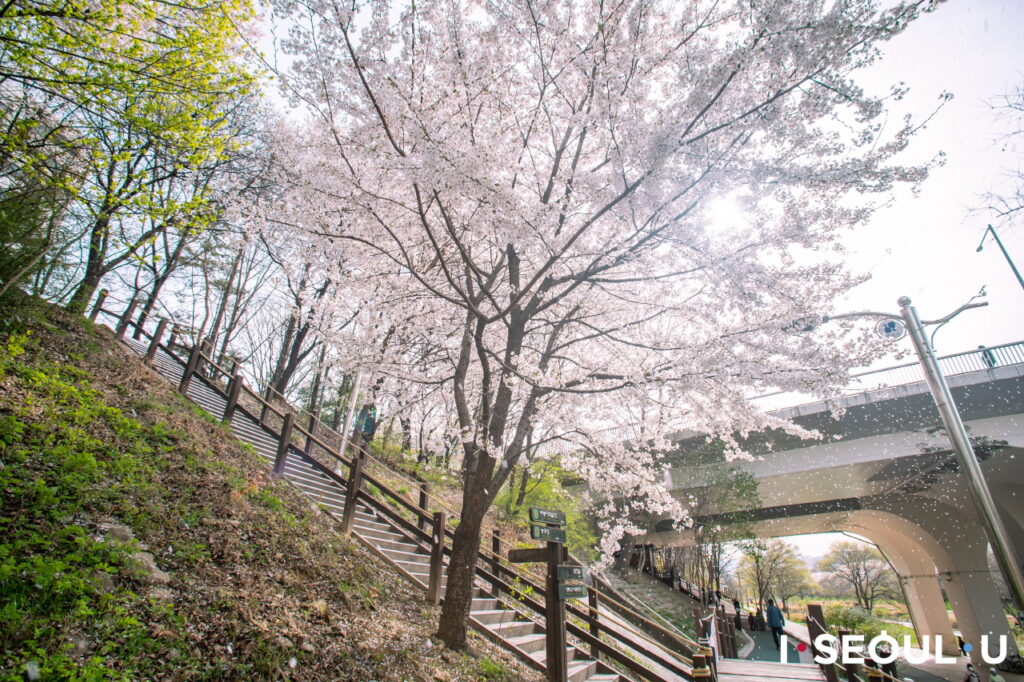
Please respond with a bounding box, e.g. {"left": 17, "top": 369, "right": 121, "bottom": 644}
{"left": 472, "top": 562, "right": 684, "bottom": 682}
{"left": 357, "top": 489, "right": 434, "bottom": 548}
{"left": 109, "top": 303, "right": 702, "bottom": 681}
{"left": 197, "top": 350, "right": 233, "bottom": 382}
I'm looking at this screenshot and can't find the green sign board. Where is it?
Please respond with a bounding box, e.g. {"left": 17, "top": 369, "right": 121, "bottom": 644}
{"left": 557, "top": 565, "right": 585, "bottom": 581}
{"left": 529, "top": 507, "right": 566, "bottom": 526}
{"left": 558, "top": 583, "right": 587, "bottom": 600}
{"left": 530, "top": 524, "right": 566, "bottom": 543}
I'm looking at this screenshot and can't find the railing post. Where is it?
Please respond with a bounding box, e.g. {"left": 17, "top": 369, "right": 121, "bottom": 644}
{"left": 417, "top": 481, "right": 430, "bottom": 531}
{"left": 178, "top": 342, "right": 203, "bottom": 394}
{"left": 588, "top": 588, "right": 601, "bottom": 660}
{"left": 339, "top": 448, "right": 366, "bottom": 536}
{"left": 838, "top": 629, "right": 858, "bottom": 680}
{"left": 273, "top": 412, "right": 295, "bottom": 477}
{"left": 89, "top": 289, "right": 109, "bottom": 322}
{"left": 144, "top": 318, "right": 169, "bottom": 366}
{"left": 807, "top": 604, "right": 839, "bottom": 682}
{"left": 304, "top": 412, "right": 316, "bottom": 453}
{"left": 259, "top": 385, "right": 273, "bottom": 425}
{"left": 115, "top": 296, "right": 139, "bottom": 339}
{"left": 726, "top": 606, "right": 736, "bottom": 657}
{"left": 490, "top": 529, "right": 501, "bottom": 594}
{"left": 223, "top": 368, "right": 243, "bottom": 424}
{"left": 167, "top": 325, "right": 179, "bottom": 354}
{"left": 427, "top": 511, "right": 447, "bottom": 605}
{"left": 692, "top": 654, "right": 710, "bottom": 680}
{"left": 196, "top": 337, "right": 212, "bottom": 378}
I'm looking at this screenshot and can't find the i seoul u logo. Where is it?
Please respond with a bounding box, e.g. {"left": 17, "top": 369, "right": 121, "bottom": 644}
{"left": 779, "top": 634, "right": 1011, "bottom": 665}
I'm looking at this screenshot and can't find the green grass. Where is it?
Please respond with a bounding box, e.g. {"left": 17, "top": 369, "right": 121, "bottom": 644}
{"left": 0, "top": 331, "right": 179, "bottom": 679}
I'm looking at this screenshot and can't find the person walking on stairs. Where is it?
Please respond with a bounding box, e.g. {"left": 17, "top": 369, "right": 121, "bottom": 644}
{"left": 766, "top": 599, "right": 785, "bottom": 649}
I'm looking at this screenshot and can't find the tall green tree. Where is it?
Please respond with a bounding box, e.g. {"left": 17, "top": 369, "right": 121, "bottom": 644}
{"left": 0, "top": 0, "right": 258, "bottom": 309}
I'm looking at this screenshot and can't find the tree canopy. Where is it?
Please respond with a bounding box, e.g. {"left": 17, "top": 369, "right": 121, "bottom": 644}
{"left": 818, "top": 540, "right": 898, "bottom": 612}
{"left": 260, "top": 0, "right": 942, "bottom": 647}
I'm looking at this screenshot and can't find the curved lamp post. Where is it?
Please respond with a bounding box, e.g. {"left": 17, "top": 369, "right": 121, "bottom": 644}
{"left": 896, "top": 297, "right": 1024, "bottom": 616}
{"left": 977, "top": 224, "right": 1024, "bottom": 294}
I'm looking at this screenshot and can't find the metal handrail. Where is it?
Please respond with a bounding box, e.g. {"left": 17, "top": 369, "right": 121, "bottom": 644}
{"left": 753, "top": 340, "right": 1024, "bottom": 412}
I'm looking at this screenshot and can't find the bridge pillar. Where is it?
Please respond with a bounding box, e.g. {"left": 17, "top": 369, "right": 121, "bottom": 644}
{"left": 940, "top": 563, "right": 1018, "bottom": 666}
{"left": 901, "top": 574, "right": 960, "bottom": 655}
{"left": 860, "top": 523, "right": 959, "bottom": 656}
{"left": 851, "top": 502, "right": 1019, "bottom": 663}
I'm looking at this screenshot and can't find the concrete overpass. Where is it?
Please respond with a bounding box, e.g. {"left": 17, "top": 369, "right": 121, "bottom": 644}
{"left": 643, "top": 341, "right": 1024, "bottom": 663}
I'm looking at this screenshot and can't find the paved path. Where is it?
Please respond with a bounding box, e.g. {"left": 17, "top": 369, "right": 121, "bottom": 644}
{"left": 746, "top": 629, "right": 801, "bottom": 663}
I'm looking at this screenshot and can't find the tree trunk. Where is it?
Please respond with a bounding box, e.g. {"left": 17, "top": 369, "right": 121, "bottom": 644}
{"left": 133, "top": 231, "right": 189, "bottom": 339}
{"left": 436, "top": 498, "right": 487, "bottom": 649}
{"left": 513, "top": 464, "right": 532, "bottom": 512}
{"left": 66, "top": 214, "right": 111, "bottom": 313}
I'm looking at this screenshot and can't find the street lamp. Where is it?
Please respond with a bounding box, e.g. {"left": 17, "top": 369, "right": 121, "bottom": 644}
{"left": 977, "top": 224, "right": 1024, "bottom": 293}
{"left": 820, "top": 297, "right": 1024, "bottom": 616}
{"left": 896, "top": 298, "right": 1024, "bottom": 615}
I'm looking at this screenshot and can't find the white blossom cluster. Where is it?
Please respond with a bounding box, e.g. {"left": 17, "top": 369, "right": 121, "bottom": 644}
{"left": 245, "top": 0, "right": 941, "bottom": 564}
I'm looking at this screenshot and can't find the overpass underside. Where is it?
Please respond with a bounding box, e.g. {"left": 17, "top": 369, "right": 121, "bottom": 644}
{"left": 644, "top": 354, "right": 1024, "bottom": 663}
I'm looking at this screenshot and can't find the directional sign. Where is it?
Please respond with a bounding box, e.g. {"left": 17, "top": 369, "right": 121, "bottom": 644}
{"left": 557, "top": 565, "right": 585, "bottom": 581}
{"left": 508, "top": 548, "right": 548, "bottom": 564}
{"left": 529, "top": 507, "right": 566, "bottom": 526}
{"left": 558, "top": 583, "right": 587, "bottom": 600}
{"left": 531, "top": 524, "right": 566, "bottom": 543}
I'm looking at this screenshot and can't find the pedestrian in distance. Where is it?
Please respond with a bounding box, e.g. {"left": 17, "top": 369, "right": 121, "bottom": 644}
{"left": 766, "top": 599, "right": 785, "bottom": 649}
{"left": 989, "top": 667, "right": 1006, "bottom": 682}
{"left": 963, "top": 662, "right": 980, "bottom": 682}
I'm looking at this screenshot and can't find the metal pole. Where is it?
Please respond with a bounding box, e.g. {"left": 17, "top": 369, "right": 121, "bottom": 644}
{"left": 978, "top": 224, "right": 1024, "bottom": 293}
{"left": 898, "top": 296, "right": 1024, "bottom": 613}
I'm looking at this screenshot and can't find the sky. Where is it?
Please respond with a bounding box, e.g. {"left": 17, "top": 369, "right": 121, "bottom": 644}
{"left": 773, "top": 0, "right": 1024, "bottom": 556}
{"left": 838, "top": 0, "right": 1024, "bottom": 357}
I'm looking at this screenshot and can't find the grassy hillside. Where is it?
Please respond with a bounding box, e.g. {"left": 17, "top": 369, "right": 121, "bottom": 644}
{"left": 0, "top": 299, "right": 538, "bottom": 681}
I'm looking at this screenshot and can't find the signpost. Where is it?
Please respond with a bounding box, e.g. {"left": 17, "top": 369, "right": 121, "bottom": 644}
{"left": 558, "top": 583, "right": 587, "bottom": 599}
{"left": 531, "top": 524, "right": 567, "bottom": 543}
{"left": 557, "top": 565, "right": 585, "bottom": 582}
{"left": 529, "top": 507, "right": 567, "bottom": 525}
{"left": 507, "top": 507, "right": 589, "bottom": 682}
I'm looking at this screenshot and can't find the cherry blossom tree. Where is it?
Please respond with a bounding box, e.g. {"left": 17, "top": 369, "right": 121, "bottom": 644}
{"left": 264, "top": 0, "right": 942, "bottom": 648}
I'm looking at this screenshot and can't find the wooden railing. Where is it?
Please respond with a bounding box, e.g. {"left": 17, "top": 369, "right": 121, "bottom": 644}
{"left": 93, "top": 293, "right": 707, "bottom": 681}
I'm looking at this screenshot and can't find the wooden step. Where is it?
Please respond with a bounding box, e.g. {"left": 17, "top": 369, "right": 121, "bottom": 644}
{"left": 487, "top": 621, "right": 538, "bottom": 639}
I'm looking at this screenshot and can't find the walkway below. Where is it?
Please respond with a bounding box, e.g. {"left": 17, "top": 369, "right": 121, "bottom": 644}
{"left": 717, "top": 659, "right": 824, "bottom": 681}
{"left": 745, "top": 629, "right": 801, "bottom": 663}
{"left": 604, "top": 568, "right": 823, "bottom": 681}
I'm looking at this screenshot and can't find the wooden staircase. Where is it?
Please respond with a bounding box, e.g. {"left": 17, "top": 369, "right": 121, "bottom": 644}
{"left": 95, "top": 297, "right": 713, "bottom": 681}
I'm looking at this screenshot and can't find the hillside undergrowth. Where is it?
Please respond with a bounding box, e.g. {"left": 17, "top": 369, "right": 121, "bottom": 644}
{"left": 0, "top": 300, "right": 537, "bottom": 681}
